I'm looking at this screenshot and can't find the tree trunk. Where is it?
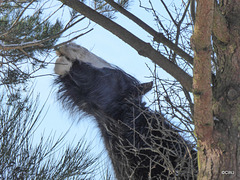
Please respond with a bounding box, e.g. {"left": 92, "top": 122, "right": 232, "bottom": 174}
{"left": 194, "top": 0, "right": 240, "bottom": 179}
{"left": 192, "top": 0, "right": 215, "bottom": 179}
{"left": 212, "top": 1, "right": 240, "bottom": 179}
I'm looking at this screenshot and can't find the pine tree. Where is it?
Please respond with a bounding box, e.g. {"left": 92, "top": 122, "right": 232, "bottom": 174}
{"left": 0, "top": 92, "right": 99, "bottom": 179}
{"left": 0, "top": 1, "right": 101, "bottom": 179}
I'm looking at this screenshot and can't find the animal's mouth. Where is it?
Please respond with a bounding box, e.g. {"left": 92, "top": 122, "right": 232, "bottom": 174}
{"left": 55, "top": 48, "right": 63, "bottom": 57}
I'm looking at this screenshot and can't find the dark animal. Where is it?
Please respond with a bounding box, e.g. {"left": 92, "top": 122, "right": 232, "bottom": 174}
{"left": 54, "top": 43, "right": 197, "bottom": 180}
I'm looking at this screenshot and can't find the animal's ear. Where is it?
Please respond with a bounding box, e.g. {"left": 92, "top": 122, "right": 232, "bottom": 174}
{"left": 126, "top": 81, "right": 153, "bottom": 98}
{"left": 137, "top": 81, "right": 153, "bottom": 95}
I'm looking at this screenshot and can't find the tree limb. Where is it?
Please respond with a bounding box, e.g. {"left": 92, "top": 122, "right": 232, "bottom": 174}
{"left": 0, "top": 41, "right": 44, "bottom": 51}
{"left": 59, "top": 0, "right": 193, "bottom": 92}
{"left": 104, "top": 0, "right": 194, "bottom": 65}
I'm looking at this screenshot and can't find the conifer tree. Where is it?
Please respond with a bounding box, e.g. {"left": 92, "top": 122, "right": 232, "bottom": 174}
{"left": 0, "top": 1, "right": 100, "bottom": 179}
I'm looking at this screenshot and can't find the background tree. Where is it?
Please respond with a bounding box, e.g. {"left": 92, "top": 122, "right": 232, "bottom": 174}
{"left": 0, "top": 0, "right": 91, "bottom": 100}
{"left": 0, "top": 1, "right": 102, "bottom": 179}
{"left": 0, "top": 92, "right": 98, "bottom": 179}
{"left": 58, "top": 0, "right": 240, "bottom": 179}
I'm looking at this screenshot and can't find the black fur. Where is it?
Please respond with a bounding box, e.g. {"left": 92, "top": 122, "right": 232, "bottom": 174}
{"left": 55, "top": 60, "right": 197, "bottom": 179}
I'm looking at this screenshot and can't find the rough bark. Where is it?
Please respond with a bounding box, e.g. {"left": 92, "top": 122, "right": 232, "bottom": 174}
{"left": 193, "top": 0, "right": 240, "bottom": 179}
{"left": 192, "top": 0, "right": 215, "bottom": 179}
{"left": 211, "top": 0, "right": 240, "bottom": 179}
{"left": 104, "top": 0, "right": 194, "bottom": 65}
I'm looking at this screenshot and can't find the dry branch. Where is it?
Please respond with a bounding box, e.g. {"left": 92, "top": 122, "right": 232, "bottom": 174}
{"left": 59, "top": 0, "right": 193, "bottom": 92}
{"left": 104, "top": 0, "right": 194, "bottom": 65}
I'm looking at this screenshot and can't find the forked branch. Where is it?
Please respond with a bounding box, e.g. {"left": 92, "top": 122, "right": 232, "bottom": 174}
{"left": 59, "top": 0, "right": 193, "bottom": 91}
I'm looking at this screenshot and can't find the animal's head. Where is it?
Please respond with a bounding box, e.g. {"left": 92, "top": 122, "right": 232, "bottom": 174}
{"left": 54, "top": 43, "right": 88, "bottom": 76}
{"left": 56, "top": 43, "right": 89, "bottom": 61}
{"left": 54, "top": 43, "right": 112, "bottom": 76}
{"left": 54, "top": 43, "right": 153, "bottom": 115}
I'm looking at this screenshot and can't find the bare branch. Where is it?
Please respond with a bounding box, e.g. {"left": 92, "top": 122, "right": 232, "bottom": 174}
{"left": 0, "top": 41, "right": 44, "bottom": 51}
{"left": 105, "top": 0, "right": 194, "bottom": 65}
{"left": 54, "top": 28, "right": 94, "bottom": 48}
{"left": 59, "top": 0, "right": 193, "bottom": 91}
{"left": 160, "top": 0, "right": 177, "bottom": 25}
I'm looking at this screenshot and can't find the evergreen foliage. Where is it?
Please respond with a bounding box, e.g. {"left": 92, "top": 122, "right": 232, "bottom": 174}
{"left": 0, "top": 0, "right": 62, "bottom": 95}
{"left": 0, "top": 93, "right": 98, "bottom": 179}
{"left": 0, "top": 1, "right": 102, "bottom": 179}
